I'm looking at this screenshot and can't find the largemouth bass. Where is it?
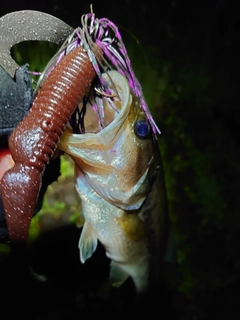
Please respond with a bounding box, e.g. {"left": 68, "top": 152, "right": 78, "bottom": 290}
{"left": 53, "top": 13, "right": 168, "bottom": 294}
{"left": 58, "top": 71, "right": 168, "bottom": 293}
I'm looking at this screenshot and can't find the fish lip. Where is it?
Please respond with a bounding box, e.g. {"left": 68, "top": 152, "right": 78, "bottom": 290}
{"left": 0, "top": 10, "right": 73, "bottom": 78}
{"left": 68, "top": 70, "right": 132, "bottom": 145}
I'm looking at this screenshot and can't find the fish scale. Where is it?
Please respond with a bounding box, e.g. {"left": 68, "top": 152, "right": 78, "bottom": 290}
{"left": 58, "top": 70, "right": 168, "bottom": 293}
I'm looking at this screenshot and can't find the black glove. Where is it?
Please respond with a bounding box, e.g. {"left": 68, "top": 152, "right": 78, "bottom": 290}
{"left": 0, "top": 64, "right": 33, "bottom": 147}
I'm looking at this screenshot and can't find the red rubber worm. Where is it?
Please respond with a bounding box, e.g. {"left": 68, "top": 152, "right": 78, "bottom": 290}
{"left": 0, "top": 45, "right": 97, "bottom": 243}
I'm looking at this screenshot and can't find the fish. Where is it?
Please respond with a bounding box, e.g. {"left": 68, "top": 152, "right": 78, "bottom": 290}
{"left": 0, "top": 9, "right": 167, "bottom": 295}
{"left": 58, "top": 69, "right": 168, "bottom": 294}
{"left": 52, "top": 13, "right": 169, "bottom": 294}
{"left": 0, "top": 9, "right": 165, "bottom": 294}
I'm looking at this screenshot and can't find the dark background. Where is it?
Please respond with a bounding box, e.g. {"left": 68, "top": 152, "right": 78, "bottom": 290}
{"left": 1, "top": 1, "right": 240, "bottom": 319}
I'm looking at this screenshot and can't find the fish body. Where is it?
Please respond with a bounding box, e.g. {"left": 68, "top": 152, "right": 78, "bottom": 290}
{"left": 58, "top": 70, "right": 168, "bottom": 293}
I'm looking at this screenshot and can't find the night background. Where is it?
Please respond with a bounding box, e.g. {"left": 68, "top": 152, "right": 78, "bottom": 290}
{"left": 0, "top": 0, "right": 239, "bottom": 319}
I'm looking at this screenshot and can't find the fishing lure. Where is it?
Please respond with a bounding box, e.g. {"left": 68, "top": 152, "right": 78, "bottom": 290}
{"left": 0, "top": 10, "right": 168, "bottom": 294}
{"left": 1, "top": 45, "right": 99, "bottom": 242}
{"left": 0, "top": 11, "right": 98, "bottom": 242}
{"left": 55, "top": 13, "right": 168, "bottom": 293}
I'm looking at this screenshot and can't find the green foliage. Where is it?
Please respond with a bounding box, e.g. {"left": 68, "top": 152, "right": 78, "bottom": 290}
{"left": 11, "top": 41, "right": 58, "bottom": 71}
{"left": 28, "top": 155, "right": 80, "bottom": 242}
{"left": 10, "top": 36, "right": 238, "bottom": 318}
{"left": 11, "top": 41, "right": 59, "bottom": 88}
{"left": 126, "top": 38, "right": 238, "bottom": 310}
{"left": 0, "top": 243, "right": 10, "bottom": 254}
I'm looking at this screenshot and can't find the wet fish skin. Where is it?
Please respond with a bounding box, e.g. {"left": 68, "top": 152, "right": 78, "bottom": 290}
{"left": 58, "top": 70, "right": 168, "bottom": 293}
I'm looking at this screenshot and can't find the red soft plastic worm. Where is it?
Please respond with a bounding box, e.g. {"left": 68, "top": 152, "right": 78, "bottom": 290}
{"left": 0, "top": 45, "right": 96, "bottom": 243}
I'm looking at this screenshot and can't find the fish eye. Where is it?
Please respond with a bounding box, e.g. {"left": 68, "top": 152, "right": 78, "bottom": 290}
{"left": 134, "top": 120, "right": 151, "bottom": 139}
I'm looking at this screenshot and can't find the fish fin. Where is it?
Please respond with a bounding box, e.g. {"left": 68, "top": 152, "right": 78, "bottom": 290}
{"left": 109, "top": 261, "right": 129, "bottom": 287}
{"left": 29, "top": 265, "right": 48, "bottom": 283}
{"left": 78, "top": 222, "right": 98, "bottom": 264}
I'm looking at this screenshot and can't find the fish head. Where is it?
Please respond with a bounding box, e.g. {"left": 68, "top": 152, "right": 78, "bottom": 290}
{"left": 58, "top": 70, "right": 155, "bottom": 210}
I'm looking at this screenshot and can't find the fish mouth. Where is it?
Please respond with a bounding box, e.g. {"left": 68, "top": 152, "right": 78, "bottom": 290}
{"left": 68, "top": 70, "right": 132, "bottom": 142}
{"left": 37, "top": 12, "right": 159, "bottom": 137}
{"left": 58, "top": 70, "right": 154, "bottom": 209}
